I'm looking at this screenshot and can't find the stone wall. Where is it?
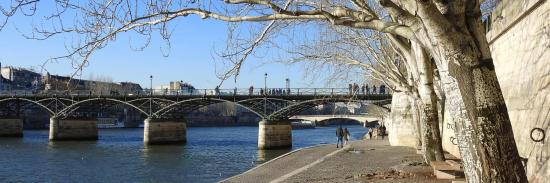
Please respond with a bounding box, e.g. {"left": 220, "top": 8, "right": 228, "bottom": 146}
{"left": 49, "top": 118, "right": 98, "bottom": 140}
{"left": 0, "top": 118, "right": 23, "bottom": 137}
{"left": 387, "top": 92, "right": 418, "bottom": 148}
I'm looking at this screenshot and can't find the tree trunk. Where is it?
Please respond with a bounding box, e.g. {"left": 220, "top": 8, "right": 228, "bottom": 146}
{"left": 412, "top": 42, "right": 445, "bottom": 162}
{"left": 412, "top": 2, "right": 527, "bottom": 182}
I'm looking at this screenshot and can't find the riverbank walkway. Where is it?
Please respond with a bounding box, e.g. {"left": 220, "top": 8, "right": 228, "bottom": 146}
{"left": 222, "top": 139, "right": 451, "bottom": 183}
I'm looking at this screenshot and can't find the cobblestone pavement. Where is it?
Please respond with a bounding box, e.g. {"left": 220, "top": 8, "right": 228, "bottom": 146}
{"left": 222, "top": 139, "right": 451, "bottom": 183}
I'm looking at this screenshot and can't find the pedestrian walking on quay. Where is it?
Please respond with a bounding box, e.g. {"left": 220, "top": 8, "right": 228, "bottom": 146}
{"left": 368, "top": 128, "right": 373, "bottom": 139}
{"left": 336, "top": 126, "right": 344, "bottom": 148}
{"left": 380, "top": 125, "right": 386, "bottom": 140}
{"left": 343, "top": 128, "right": 350, "bottom": 145}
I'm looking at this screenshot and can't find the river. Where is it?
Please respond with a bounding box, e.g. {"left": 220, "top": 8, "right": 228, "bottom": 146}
{"left": 0, "top": 125, "right": 368, "bottom": 182}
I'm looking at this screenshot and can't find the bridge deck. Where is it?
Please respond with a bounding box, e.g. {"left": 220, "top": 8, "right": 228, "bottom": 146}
{"left": 0, "top": 89, "right": 392, "bottom": 120}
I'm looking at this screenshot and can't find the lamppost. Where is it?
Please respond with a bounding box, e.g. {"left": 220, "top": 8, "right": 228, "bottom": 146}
{"left": 264, "top": 73, "right": 268, "bottom": 119}
{"left": 149, "top": 75, "right": 153, "bottom": 116}
{"left": 285, "top": 78, "right": 290, "bottom": 95}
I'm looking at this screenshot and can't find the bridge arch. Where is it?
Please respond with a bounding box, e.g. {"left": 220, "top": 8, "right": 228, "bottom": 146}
{"left": 290, "top": 115, "right": 381, "bottom": 126}
{"left": 37, "top": 98, "right": 76, "bottom": 104}
{"left": 0, "top": 98, "right": 56, "bottom": 115}
{"left": 268, "top": 98, "right": 390, "bottom": 120}
{"left": 127, "top": 98, "right": 176, "bottom": 105}
{"left": 55, "top": 98, "right": 150, "bottom": 118}
{"left": 153, "top": 98, "right": 270, "bottom": 119}
{"left": 237, "top": 98, "right": 294, "bottom": 104}
{"left": 36, "top": 98, "right": 76, "bottom": 109}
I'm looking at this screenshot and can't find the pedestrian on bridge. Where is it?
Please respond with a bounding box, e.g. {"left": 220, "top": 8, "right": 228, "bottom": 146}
{"left": 379, "top": 85, "right": 386, "bottom": 94}
{"left": 372, "top": 85, "right": 377, "bottom": 94}
{"left": 336, "top": 126, "right": 344, "bottom": 148}
{"left": 348, "top": 84, "right": 352, "bottom": 95}
{"left": 249, "top": 86, "right": 254, "bottom": 96}
{"left": 366, "top": 84, "right": 370, "bottom": 94}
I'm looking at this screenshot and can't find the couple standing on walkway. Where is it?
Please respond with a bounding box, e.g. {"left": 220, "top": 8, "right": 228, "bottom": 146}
{"left": 335, "top": 126, "right": 350, "bottom": 148}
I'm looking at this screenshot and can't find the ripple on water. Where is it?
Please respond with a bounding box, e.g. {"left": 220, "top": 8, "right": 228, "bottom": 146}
{"left": 0, "top": 125, "right": 368, "bottom": 182}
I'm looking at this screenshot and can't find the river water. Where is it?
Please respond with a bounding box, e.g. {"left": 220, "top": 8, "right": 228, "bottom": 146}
{"left": 0, "top": 125, "right": 368, "bottom": 182}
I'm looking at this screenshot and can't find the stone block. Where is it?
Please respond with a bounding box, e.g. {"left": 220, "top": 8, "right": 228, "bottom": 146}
{"left": 431, "top": 161, "right": 464, "bottom": 180}
{"left": 258, "top": 120, "right": 292, "bottom": 149}
{"left": 49, "top": 118, "right": 98, "bottom": 140}
{"left": 143, "top": 118, "right": 186, "bottom": 145}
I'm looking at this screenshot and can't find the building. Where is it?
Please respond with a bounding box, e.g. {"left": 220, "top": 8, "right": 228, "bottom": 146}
{"left": 43, "top": 73, "right": 143, "bottom": 94}
{"left": 0, "top": 65, "right": 42, "bottom": 90}
{"left": 154, "top": 81, "right": 196, "bottom": 95}
{"left": 120, "top": 82, "right": 142, "bottom": 91}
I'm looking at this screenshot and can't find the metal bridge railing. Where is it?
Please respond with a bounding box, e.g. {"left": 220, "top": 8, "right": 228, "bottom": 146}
{"left": 0, "top": 88, "right": 391, "bottom": 97}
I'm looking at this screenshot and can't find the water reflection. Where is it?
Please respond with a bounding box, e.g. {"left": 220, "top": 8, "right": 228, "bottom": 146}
{"left": 47, "top": 140, "right": 98, "bottom": 151}
{"left": 141, "top": 144, "right": 186, "bottom": 161}
{"left": 255, "top": 149, "right": 290, "bottom": 164}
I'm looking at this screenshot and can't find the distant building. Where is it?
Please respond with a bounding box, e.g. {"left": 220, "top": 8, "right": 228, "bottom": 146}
{"left": 0, "top": 66, "right": 42, "bottom": 90}
{"left": 43, "top": 73, "right": 143, "bottom": 93}
{"left": 120, "top": 82, "right": 142, "bottom": 91}
{"left": 0, "top": 75, "right": 13, "bottom": 90}
{"left": 0, "top": 63, "right": 142, "bottom": 93}
{"left": 43, "top": 73, "right": 88, "bottom": 90}
{"left": 154, "top": 81, "right": 196, "bottom": 95}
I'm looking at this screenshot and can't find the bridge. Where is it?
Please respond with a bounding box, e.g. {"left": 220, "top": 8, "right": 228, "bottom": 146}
{"left": 290, "top": 115, "right": 381, "bottom": 127}
{"left": 0, "top": 88, "right": 391, "bottom": 149}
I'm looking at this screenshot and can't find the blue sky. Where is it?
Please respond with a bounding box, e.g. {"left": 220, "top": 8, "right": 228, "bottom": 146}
{"left": 0, "top": 3, "right": 363, "bottom": 89}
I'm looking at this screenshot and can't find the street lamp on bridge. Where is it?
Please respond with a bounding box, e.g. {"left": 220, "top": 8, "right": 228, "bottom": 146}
{"left": 264, "top": 73, "right": 268, "bottom": 119}
{"left": 149, "top": 75, "right": 153, "bottom": 116}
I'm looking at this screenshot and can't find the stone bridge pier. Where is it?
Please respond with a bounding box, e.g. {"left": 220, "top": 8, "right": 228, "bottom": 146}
{"left": 143, "top": 118, "right": 186, "bottom": 145}
{"left": 0, "top": 118, "right": 23, "bottom": 137}
{"left": 258, "top": 120, "right": 292, "bottom": 150}
{"left": 49, "top": 118, "right": 98, "bottom": 140}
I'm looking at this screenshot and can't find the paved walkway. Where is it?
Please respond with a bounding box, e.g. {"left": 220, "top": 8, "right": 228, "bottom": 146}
{"left": 222, "top": 139, "right": 450, "bottom": 183}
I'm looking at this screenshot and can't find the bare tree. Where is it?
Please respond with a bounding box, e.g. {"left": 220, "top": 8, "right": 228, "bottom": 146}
{"left": 278, "top": 25, "right": 446, "bottom": 163}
